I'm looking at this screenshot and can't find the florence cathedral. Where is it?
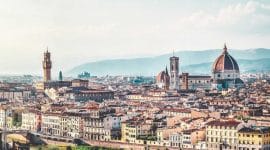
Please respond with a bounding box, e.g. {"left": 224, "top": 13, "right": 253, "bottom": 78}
{"left": 156, "top": 44, "right": 244, "bottom": 91}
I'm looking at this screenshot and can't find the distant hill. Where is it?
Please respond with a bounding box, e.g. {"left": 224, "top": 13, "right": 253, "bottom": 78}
{"left": 68, "top": 48, "right": 270, "bottom": 76}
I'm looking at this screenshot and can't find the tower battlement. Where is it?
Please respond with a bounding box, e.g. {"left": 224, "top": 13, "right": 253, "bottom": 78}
{"left": 43, "top": 49, "right": 52, "bottom": 82}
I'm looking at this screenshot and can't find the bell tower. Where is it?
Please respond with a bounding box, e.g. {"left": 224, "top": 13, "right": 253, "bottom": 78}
{"left": 169, "top": 52, "right": 180, "bottom": 90}
{"left": 43, "top": 48, "right": 52, "bottom": 82}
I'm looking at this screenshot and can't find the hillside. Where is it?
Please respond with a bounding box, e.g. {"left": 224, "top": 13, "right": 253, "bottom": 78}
{"left": 68, "top": 48, "right": 270, "bottom": 76}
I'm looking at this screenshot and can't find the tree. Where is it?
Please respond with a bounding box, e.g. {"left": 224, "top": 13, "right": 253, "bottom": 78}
{"left": 66, "top": 146, "right": 72, "bottom": 150}
{"left": 59, "top": 71, "right": 63, "bottom": 81}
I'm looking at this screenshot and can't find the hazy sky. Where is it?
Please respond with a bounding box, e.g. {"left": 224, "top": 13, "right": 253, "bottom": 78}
{"left": 1, "top": 0, "right": 270, "bottom": 76}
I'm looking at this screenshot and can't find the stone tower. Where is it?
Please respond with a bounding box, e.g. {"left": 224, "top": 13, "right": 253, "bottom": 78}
{"left": 43, "top": 49, "right": 52, "bottom": 82}
{"left": 181, "top": 73, "right": 189, "bottom": 90}
{"left": 169, "top": 55, "right": 180, "bottom": 90}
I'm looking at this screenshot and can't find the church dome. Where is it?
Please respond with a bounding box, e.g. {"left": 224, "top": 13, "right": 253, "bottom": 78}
{"left": 212, "top": 44, "right": 239, "bottom": 73}
{"left": 156, "top": 67, "right": 170, "bottom": 83}
{"left": 156, "top": 71, "right": 168, "bottom": 83}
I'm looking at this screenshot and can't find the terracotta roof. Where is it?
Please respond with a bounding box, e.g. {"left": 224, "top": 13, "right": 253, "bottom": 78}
{"left": 179, "top": 75, "right": 211, "bottom": 79}
{"left": 238, "top": 126, "right": 270, "bottom": 134}
{"left": 206, "top": 120, "right": 241, "bottom": 127}
{"left": 163, "top": 108, "right": 191, "bottom": 113}
{"left": 212, "top": 44, "right": 239, "bottom": 73}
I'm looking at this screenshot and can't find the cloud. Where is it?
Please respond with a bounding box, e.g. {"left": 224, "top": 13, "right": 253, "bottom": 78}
{"left": 0, "top": 0, "right": 270, "bottom": 75}
{"left": 172, "top": 1, "right": 270, "bottom": 34}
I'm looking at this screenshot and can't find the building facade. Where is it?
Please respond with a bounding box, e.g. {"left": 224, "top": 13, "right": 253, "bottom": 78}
{"left": 21, "top": 110, "right": 41, "bottom": 132}
{"left": 41, "top": 113, "right": 61, "bottom": 136}
{"left": 0, "top": 89, "right": 31, "bottom": 102}
{"left": 180, "top": 74, "right": 212, "bottom": 90}
{"left": 206, "top": 120, "right": 241, "bottom": 150}
{"left": 238, "top": 126, "right": 270, "bottom": 150}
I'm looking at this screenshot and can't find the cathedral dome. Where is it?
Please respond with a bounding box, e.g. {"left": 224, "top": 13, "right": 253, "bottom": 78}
{"left": 212, "top": 44, "right": 239, "bottom": 73}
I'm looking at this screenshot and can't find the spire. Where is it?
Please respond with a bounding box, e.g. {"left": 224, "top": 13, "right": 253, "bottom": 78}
{"left": 46, "top": 46, "right": 49, "bottom": 53}
{"left": 165, "top": 66, "right": 168, "bottom": 75}
{"left": 223, "top": 43, "right": 228, "bottom": 54}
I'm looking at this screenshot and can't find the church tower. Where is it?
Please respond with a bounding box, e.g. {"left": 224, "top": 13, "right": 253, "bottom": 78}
{"left": 43, "top": 49, "right": 52, "bottom": 82}
{"left": 169, "top": 54, "right": 180, "bottom": 90}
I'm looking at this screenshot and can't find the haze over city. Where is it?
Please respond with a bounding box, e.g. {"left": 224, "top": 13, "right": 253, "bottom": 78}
{"left": 1, "top": 0, "right": 270, "bottom": 75}
{"left": 2, "top": 1, "right": 270, "bottom": 150}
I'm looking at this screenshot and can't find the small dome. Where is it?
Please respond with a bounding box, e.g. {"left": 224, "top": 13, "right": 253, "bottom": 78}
{"left": 156, "top": 67, "right": 170, "bottom": 83}
{"left": 212, "top": 44, "right": 239, "bottom": 73}
{"left": 156, "top": 71, "right": 167, "bottom": 83}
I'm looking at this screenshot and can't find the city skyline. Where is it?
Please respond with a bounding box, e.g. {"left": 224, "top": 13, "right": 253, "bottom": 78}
{"left": 1, "top": 0, "right": 270, "bottom": 75}
{"left": 1, "top": 1, "right": 270, "bottom": 149}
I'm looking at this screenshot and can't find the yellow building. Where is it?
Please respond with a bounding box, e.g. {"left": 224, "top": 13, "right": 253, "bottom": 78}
{"left": 121, "top": 119, "right": 152, "bottom": 144}
{"left": 121, "top": 121, "right": 137, "bottom": 143}
{"left": 238, "top": 126, "right": 270, "bottom": 150}
{"left": 121, "top": 122, "right": 127, "bottom": 142}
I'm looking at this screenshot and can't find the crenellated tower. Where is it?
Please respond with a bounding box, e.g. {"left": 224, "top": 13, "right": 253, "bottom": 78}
{"left": 43, "top": 48, "right": 52, "bottom": 82}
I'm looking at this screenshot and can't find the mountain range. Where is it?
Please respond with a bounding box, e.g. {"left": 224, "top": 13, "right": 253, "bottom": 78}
{"left": 68, "top": 48, "right": 270, "bottom": 76}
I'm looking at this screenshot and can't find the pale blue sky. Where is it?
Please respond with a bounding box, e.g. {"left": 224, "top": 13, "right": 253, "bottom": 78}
{"left": 1, "top": 0, "right": 270, "bottom": 75}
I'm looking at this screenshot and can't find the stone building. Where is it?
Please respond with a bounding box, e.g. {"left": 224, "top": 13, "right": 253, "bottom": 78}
{"left": 61, "top": 112, "right": 85, "bottom": 138}
{"left": 83, "top": 108, "right": 118, "bottom": 141}
{"left": 41, "top": 112, "right": 61, "bottom": 136}
{"left": 21, "top": 109, "right": 41, "bottom": 132}
{"left": 206, "top": 120, "right": 241, "bottom": 150}
{"left": 180, "top": 73, "right": 212, "bottom": 90}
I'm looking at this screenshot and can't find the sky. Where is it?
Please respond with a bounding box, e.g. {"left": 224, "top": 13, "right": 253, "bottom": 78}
{"left": 1, "top": 0, "right": 270, "bottom": 76}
